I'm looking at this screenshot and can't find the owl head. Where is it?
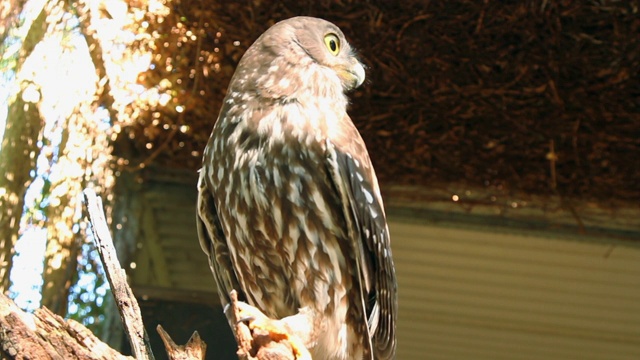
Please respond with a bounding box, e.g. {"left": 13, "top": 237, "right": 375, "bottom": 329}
{"left": 230, "top": 17, "right": 365, "bottom": 100}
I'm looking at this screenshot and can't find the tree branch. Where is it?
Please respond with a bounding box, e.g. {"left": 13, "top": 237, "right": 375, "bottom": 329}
{"left": 83, "top": 188, "right": 154, "bottom": 360}
{"left": 0, "top": 292, "right": 132, "bottom": 360}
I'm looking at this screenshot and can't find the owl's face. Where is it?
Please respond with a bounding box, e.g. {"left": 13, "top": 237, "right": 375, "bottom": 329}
{"left": 233, "top": 17, "right": 365, "bottom": 100}
{"left": 288, "top": 17, "right": 365, "bottom": 91}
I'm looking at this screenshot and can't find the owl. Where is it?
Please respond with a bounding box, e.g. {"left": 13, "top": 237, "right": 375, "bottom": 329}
{"left": 197, "top": 16, "right": 397, "bottom": 359}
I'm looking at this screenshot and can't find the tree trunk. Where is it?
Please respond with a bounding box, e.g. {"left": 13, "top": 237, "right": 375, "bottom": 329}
{"left": 67, "top": 0, "right": 119, "bottom": 123}
{"left": 39, "top": 0, "right": 121, "bottom": 315}
{"left": 0, "top": 3, "right": 48, "bottom": 294}
{"left": 38, "top": 0, "right": 125, "bottom": 318}
{"left": 0, "top": 91, "right": 43, "bottom": 293}
{"left": 40, "top": 116, "right": 84, "bottom": 315}
{"left": 39, "top": 226, "right": 81, "bottom": 315}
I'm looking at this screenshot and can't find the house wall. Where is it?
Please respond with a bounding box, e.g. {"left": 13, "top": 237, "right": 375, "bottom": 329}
{"left": 390, "top": 215, "right": 640, "bottom": 359}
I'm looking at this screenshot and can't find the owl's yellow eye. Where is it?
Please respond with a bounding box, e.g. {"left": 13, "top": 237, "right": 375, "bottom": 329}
{"left": 324, "top": 33, "right": 340, "bottom": 56}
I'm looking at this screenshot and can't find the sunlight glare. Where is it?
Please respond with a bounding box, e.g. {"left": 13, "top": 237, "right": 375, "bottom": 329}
{"left": 10, "top": 228, "right": 47, "bottom": 312}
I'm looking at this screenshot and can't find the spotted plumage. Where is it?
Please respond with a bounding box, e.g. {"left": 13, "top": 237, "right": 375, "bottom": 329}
{"left": 196, "top": 16, "right": 397, "bottom": 359}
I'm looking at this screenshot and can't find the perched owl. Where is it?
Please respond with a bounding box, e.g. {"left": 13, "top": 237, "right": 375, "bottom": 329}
{"left": 197, "top": 16, "right": 397, "bottom": 359}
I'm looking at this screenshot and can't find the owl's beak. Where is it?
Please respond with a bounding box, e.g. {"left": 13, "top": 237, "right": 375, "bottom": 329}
{"left": 352, "top": 61, "right": 366, "bottom": 88}
{"left": 341, "top": 59, "right": 366, "bottom": 91}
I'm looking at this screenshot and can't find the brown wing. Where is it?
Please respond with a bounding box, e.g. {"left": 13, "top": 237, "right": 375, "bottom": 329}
{"left": 325, "top": 138, "right": 398, "bottom": 360}
{"left": 196, "top": 169, "right": 244, "bottom": 309}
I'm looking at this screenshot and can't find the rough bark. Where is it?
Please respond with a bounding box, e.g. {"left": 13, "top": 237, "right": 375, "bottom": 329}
{"left": 0, "top": 293, "right": 209, "bottom": 360}
{"left": 0, "top": 292, "right": 132, "bottom": 360}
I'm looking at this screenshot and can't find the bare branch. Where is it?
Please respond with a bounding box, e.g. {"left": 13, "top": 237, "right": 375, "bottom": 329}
{"left": 83, "top": 188, "right": 154, "bottom": 360}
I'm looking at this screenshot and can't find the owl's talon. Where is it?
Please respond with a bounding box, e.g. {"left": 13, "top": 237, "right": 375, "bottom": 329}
{"left": 233, "top": 301, "right": 311, "bottom": 359}
{"left": 236, "top": 315, "right": 254, "bottom": 324}
{"left": 235, "top": 301, "right": 271, "bottom": 328}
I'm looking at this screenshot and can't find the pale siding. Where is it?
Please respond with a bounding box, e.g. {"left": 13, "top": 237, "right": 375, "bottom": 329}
{"left": 391, "top": 219, "right": 640, "bottom": 360}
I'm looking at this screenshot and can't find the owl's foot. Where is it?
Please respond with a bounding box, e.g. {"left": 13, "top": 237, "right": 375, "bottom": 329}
{"left": 232, "top": 298, "right": 311, "bottom": 360}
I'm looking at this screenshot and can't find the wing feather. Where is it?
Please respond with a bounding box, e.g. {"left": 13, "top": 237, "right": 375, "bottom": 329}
{"left": 196, "top": 169, "right": 244, "bottom": 309}
{"left": 325, "top": 139, "right": 398, "bottom": 360}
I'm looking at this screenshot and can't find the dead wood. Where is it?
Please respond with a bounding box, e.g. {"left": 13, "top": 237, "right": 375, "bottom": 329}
{"left": 84, "top": 188, "right": 155, "bottom": 360}
{"left": 0, "top": 292, "right": 132, "bottom": 360}
{"left": 157, "top": 325, "right": 206, "bottom": 360}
